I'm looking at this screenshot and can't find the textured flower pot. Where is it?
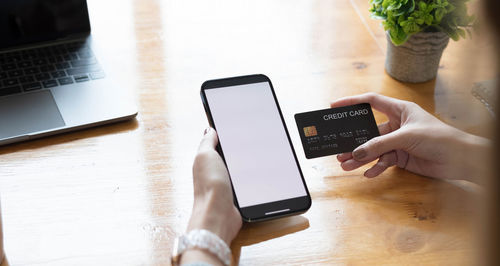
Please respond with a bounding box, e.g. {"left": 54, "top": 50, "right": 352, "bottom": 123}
{"left": 385, "top": 31, "right": 450, "bottom": 83}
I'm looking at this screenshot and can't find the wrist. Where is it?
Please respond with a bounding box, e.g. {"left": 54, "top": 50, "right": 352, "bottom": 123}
{"left": 462, "top": 134, "right": 492, "bottom": 184}
{"left": 173, "top": 229, "right": 231, "bottom": 266}
{"left": 187, "top": 193, "right": 235, "bottom": 245}
{"left": 460, "top": 133, "right": 491, "bottom": 184}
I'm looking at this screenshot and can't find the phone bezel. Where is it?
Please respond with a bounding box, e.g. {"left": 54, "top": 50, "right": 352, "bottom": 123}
{"left": 200, "top": 74, "right": 311, "bottom": 222}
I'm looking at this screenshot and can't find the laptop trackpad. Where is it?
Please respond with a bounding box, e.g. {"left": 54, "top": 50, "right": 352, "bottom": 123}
{"left": 0, "top": 91, "right": 66, "bottom": 139}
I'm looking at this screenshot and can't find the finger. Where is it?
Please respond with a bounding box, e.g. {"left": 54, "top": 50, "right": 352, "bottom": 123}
{"left": 377, "top": 121, "right": 393, "bottom": 135}
{"left": 352, "top": 130, "right": 409, "bottom": 162}
{"left": 340, "top": 157, "right": 376, "bottom": 171}
{"left": 338, "top": 121, "right": 392, "bottom": 164}
{"left": 337, "top": 152, "right": 353, "bottom": 162}
{"left": 197, "top": 127, "right": 219, "bottom": 153}
{"left": 364, "top": 151, "right": 398, "bottom": 178}
{"left": 330, "top": 93, "right": 404, "bottom": 117}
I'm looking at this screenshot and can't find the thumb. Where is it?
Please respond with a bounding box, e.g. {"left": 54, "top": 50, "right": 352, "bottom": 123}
{"left": 198, "top": 127, "right": 219, "bottom": 153}
{"left": 352, "top": 131, "right": 408, "bottom": 162}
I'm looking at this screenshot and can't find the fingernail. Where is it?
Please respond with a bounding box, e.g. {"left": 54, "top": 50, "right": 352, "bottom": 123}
{"left": 203, "top": 127, "right": 211, "bottom": 135}
{"left": 353, "top": 148, "right": 367, "bottom": 160}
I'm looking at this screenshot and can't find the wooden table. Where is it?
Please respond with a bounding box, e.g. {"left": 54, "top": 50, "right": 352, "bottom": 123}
{"left": 0, "top": 0, "right": 495, "bottom": 265}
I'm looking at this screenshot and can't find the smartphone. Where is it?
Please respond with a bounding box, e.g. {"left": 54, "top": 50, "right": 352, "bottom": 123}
{"left": 200, "top": 74, "right": 311, "bottom": 222}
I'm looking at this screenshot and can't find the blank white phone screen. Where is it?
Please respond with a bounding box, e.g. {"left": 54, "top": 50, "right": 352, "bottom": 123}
{"left": 205, "top": 81, "right": 307, "bottom": 208}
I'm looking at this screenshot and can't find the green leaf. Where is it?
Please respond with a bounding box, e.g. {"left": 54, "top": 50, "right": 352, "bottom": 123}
{"left": 425, "top": 14, "right": 433, "bottom": 25}
{"left": 389, "top": 26, "right": 409, "bottom": 45}
{"left": 382, "top": 0, "right": 392, "bottom": 9}
{"left": 397, "top": 15, "right": 406, "bottom": 24}
{"left": 457, "top": 28, "right": 466, "bottom": 39}
{"left": 407, "top": 0, "right": 416, "bottom": 13}
{"left": 419, "top": 1, "right": 427, "bottom": 10}
{"left": 400, "top": 17, "right": 421, "bottom": 34}
{"left": 435, "top": 8, "right": 445, "bottom": 22}
{"left": 387, "top": 2, "right": 403, "bottom": 11}
{"left": 370, "top": 14, "right": 387, "bottom": 20}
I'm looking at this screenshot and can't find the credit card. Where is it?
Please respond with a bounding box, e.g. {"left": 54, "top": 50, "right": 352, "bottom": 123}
{"left": 294, "top": 103, "right": 379, "bottom": 159}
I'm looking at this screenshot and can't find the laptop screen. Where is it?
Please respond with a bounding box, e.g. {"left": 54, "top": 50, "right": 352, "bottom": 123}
{"left": 0, "top": 0, "right": 91, "bottom": 50}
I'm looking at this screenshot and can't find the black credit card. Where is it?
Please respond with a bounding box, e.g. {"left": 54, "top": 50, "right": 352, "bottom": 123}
{"left": 294, "top": 103, "right": 380, "bottom": 159}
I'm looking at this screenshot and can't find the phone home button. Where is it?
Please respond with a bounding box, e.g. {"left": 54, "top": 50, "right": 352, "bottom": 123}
{"left": 265, "top": 209, "right": 290, "bottom": 216}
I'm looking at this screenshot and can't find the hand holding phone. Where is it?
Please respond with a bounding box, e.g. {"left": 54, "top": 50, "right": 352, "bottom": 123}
{"left": 200, "top": 74, "right": 311, "bottom": 222}
{"left": 189, "top": 127, "right": 242, "bottom": 245}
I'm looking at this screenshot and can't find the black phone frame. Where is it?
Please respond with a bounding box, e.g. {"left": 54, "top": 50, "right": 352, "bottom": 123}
{"left": 200, "top": 74, "right": 311, "bottom": 222}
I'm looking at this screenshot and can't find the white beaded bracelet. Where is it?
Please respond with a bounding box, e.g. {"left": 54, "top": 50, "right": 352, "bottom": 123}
{"left": 171, "top": 229, "right": 231, "bottom": 266}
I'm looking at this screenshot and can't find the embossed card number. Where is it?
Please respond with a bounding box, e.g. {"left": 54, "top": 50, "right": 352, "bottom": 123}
{"left": 294, "top": 103, "right": 380, "bottom": 159}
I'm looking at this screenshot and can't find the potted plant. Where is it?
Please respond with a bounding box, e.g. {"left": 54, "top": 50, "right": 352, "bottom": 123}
{"left": 369, "top": 0, "right": 475, "bottom": 83}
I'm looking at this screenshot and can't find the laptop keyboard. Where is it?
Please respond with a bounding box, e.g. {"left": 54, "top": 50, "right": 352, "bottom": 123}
{"left": 0, "top": 41, "right": 105, "bottom": 97}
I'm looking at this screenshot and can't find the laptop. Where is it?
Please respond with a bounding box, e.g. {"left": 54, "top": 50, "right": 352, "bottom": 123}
{"left": 0, "top": 0, "right": 137, "bottom": 146}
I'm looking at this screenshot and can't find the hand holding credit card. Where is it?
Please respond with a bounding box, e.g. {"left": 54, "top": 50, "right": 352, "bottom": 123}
{"left": 295, "top": 103, "right": 380, "bottom": 159}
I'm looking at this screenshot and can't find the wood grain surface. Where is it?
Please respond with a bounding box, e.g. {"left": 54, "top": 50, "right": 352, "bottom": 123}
{"left": 0, "top": 0, "right": 495, "bottom": 265}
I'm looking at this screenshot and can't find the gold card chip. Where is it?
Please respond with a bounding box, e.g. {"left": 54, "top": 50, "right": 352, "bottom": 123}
{"left": 303, "top": 126, "right": 317, "bottom": 137}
